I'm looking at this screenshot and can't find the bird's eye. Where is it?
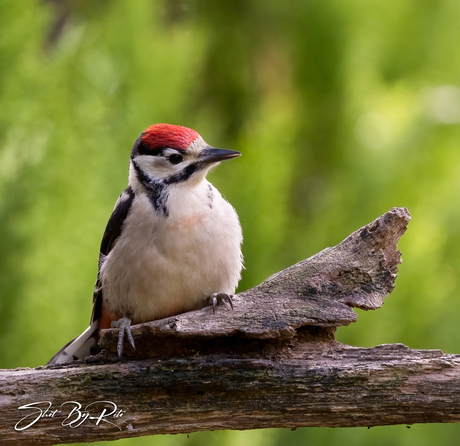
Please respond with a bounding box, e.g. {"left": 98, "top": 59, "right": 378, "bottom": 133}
{"left": 167, "top": 154, "right": 183, "bottom": 164}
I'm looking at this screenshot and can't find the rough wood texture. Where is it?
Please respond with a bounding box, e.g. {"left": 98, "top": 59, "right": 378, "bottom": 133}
{"left": 6, "top": 207, "right": 458, "bottom": 446}
{"left": 5, "top": 340, "right": 460, "bottom": 445}
{"left": 99, "top": 206, "right": 410, "bottom": 357}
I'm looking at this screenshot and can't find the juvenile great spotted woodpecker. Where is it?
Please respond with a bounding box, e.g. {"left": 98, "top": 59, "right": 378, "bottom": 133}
{"left": 48, "top": 124, "right": 243, "bottom": 364}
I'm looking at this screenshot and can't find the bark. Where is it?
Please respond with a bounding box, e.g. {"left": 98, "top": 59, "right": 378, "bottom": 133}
{"left": 4, "top": 207, "right": 455, "bottom": 446}
{"left": 99, "top": 206, "right": 409, "bottom": 353}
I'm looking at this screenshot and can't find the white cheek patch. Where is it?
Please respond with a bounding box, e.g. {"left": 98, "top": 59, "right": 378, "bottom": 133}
{"left": 134, "top": 155, "right": 181, "bottom": 180}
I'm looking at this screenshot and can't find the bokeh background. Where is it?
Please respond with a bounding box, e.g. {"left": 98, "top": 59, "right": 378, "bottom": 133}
{"left": 2, "top": 0, "right": 460, "bottom": 444}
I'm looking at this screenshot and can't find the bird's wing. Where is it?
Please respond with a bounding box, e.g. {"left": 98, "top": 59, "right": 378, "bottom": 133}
{"left": 47, "top": 187, "right": 136, "bottom": 365}
{"left": 91, "top": 186, "right": 135, "bottom": 323}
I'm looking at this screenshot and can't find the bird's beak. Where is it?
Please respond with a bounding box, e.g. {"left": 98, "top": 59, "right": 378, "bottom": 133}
{"left": 199, "top": 147, "right": 241, "bottom": 165}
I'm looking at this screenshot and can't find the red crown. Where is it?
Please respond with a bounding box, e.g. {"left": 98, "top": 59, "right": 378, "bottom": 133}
{"left": 141, "top": 124, "right": 200, "bottom": 151}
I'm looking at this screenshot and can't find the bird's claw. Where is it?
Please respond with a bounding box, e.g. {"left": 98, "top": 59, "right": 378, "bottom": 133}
{"left": 209, "top": 292, "right": 234, "bottom": 314}
{"left": 111, "top": 315, "right": 135, "bottom": 359}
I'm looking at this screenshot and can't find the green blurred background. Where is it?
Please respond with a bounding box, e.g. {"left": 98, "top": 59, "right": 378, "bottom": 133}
{"left": 2, "top": 0, "right": 460, "bottom": 444}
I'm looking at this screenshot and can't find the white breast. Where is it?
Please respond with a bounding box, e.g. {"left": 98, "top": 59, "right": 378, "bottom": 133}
{"left": 100, "top": 180, "right": 243, "bottom": 323}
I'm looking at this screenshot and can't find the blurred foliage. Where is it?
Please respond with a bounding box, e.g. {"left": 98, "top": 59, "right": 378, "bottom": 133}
{"left": 2, "top": 0, "right": 460, "bottom": 444}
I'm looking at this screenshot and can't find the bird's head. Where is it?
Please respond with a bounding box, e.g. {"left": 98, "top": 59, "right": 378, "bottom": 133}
{"left": 129, "top": 124, "right": 240, "bottom": 189}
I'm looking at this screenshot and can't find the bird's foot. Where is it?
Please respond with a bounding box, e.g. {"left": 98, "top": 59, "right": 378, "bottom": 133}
{"left": 209, "top": 292, "right": 234, "bottom": 314}
{"left": 111, "top": 315, "right": 135, "bottom": 359}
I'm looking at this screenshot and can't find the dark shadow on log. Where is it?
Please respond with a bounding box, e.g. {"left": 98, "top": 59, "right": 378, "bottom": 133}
{"left": 9, "top": 207, "right": 460, "bottom": 446}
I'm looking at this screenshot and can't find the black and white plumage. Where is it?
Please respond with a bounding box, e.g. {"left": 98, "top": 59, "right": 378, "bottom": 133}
{"left": 48, "top": 124, "right": 243, "bottom": 364}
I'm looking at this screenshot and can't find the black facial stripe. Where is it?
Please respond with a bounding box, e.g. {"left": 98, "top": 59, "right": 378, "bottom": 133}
{"left": 164, "top": 163, "right": 199, "bottom": 185}
{"left": 132, "top": 157, "right": 209, "bottom": 215}
{"left": 150, "top": 185, "right": 169, "bottom": 218}
{"left": 132, "top": 160, "right": 169, "bottom": 217}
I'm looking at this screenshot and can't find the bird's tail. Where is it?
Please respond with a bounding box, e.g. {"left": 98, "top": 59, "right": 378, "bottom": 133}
{"left": 47, "top": 319, "right": 100, "bottom": 365}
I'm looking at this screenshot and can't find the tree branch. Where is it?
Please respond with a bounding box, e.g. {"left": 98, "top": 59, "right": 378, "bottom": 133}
{"left": 5, "top": 207, "right": 456, "bottom": 446}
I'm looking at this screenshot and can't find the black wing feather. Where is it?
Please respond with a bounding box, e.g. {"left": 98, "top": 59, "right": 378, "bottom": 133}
{"left": 91, "top": 186, "right": 135, "bottom": 323}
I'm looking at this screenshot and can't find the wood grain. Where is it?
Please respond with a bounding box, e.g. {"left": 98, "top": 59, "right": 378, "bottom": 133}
{"left": 7, "top": 207, "right": 455, "bottom": 446}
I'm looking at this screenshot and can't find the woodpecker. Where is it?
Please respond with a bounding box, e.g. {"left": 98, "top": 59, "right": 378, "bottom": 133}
{"left": 48, "top": 124, "right": 243, "bottom": 364}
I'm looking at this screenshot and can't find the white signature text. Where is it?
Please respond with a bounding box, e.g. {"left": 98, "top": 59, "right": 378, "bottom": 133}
{"left": 15, "top": 400, "right": 125, "bottom": 431}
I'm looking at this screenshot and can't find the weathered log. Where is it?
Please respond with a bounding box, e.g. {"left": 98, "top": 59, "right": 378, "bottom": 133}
{"left": 98, "top": 206, "right": 410, "bottom": 357}
{"left": 6, "top": 207, "right": 458, "bottom": 446}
